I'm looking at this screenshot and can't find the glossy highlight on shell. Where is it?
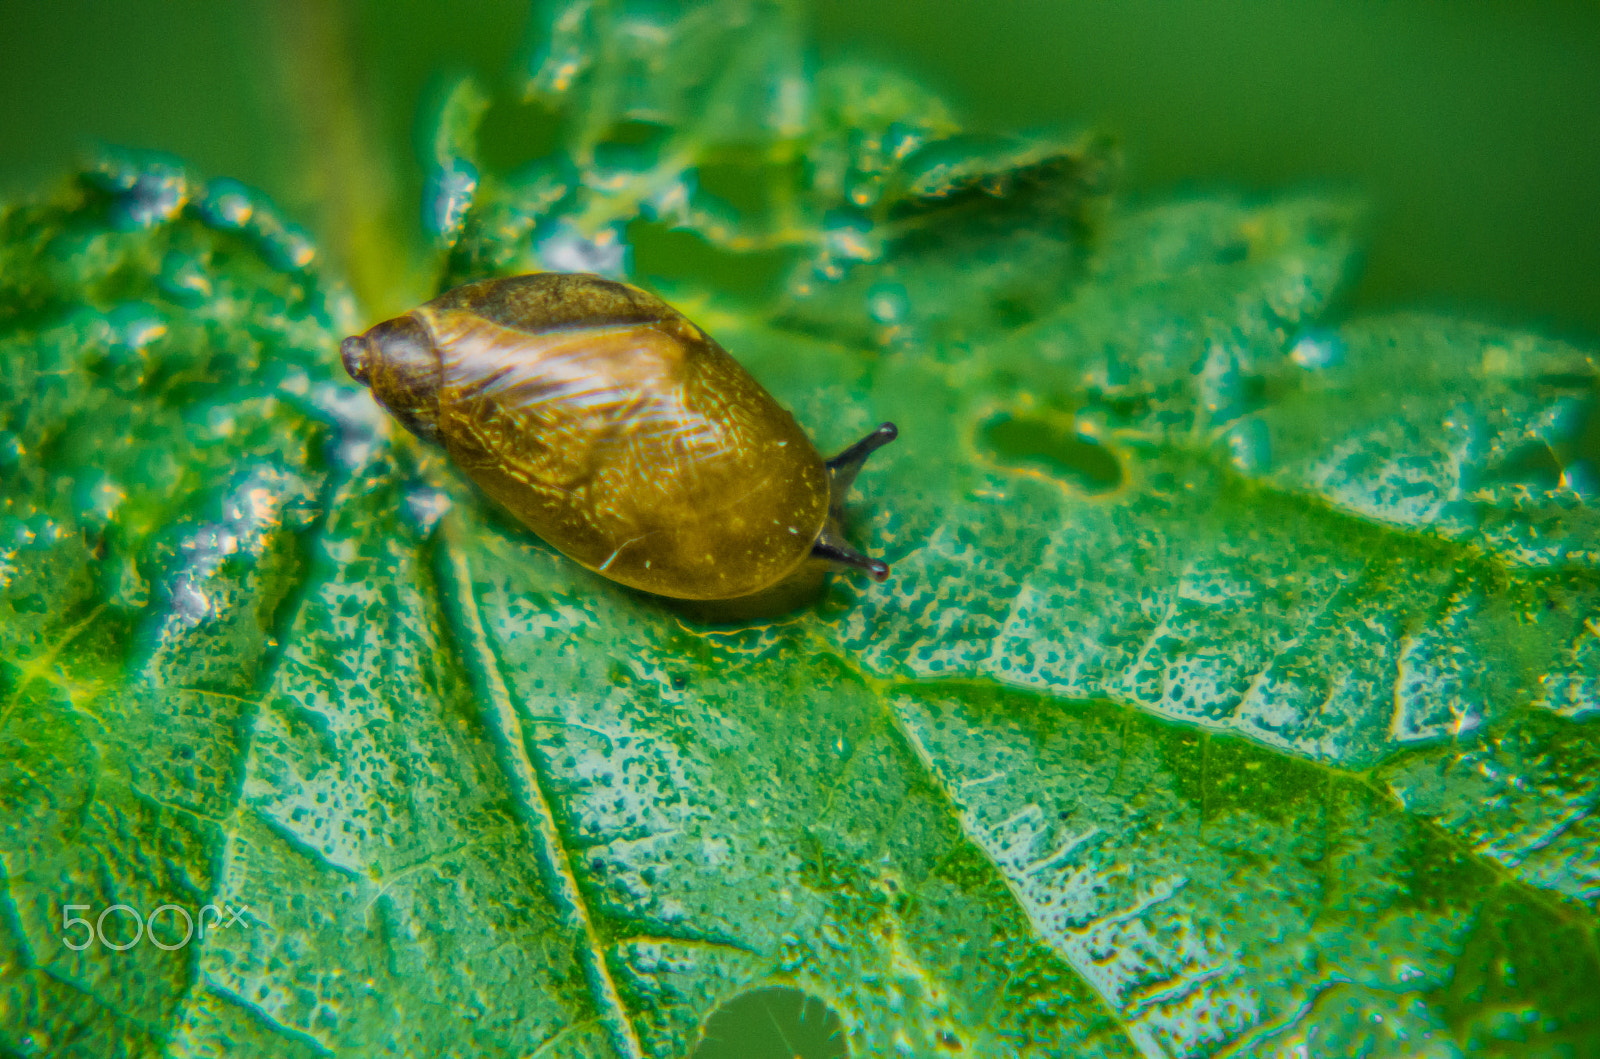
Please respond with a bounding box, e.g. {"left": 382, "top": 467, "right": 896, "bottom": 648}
{"left": 340, "top": 272, "right": 896, "bottom": 604}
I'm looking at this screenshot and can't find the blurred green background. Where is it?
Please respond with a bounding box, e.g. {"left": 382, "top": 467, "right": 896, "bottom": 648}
{"left": 3, "top": 0, "right": 1597, "bottom": 342}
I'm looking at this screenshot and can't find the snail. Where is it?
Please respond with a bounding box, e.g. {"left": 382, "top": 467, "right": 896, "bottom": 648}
{"left": 340, "top": 272, "right": 897, "bottom": 608}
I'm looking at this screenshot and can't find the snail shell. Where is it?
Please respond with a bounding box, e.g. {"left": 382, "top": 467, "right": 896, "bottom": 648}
{"left": 340, "top": 272, "right": 895, "bottom": 603}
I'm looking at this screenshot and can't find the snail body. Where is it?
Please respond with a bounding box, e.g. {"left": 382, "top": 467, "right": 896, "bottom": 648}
{"left": 340, "top": 273, "right": 895, "bottom": 603}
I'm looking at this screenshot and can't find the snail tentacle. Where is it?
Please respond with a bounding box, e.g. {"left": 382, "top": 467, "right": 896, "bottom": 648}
{"left": 825, "top": 422, "right": 898, "bottom": 504}
{"left": 812, "top": 528, "right": 890, "bottom": 583}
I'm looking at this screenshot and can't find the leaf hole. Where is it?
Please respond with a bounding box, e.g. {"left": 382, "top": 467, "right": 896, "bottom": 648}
{"left": 978, "top": 414, "right": 1123, "bottom": 494}
{"left": 628, "top": 219, "right": 794, "bottom": 299}
{"left": 692, "top": 986, "right": 847, "bottom": 1059}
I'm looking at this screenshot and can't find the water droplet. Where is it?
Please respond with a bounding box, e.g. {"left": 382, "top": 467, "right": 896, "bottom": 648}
{"left": 1562, "top": 459, "right": 1600, "bottom": 498}
{"left": 882, "top": 121, "right": 926, "bottom": 163}
{"left": 1289, "top": 330, "right": 1345, "bottom": 370}
{"left": 644, "top": 174, "right": 692, "bottom": 221}
{"left": 1225, "top": 418, "right": 1272, "bottom": 473}
{"left": 206, "top": 406, "right": 237, "bottom": 439}
{"left": 9, "top": 515, "right": 62, "bottom": 551}
{"left": 195, "top": 178, "right": 316, "bottom": 270}
{"left": 75, "top": 473, "right": 124, "bottom": 526}
{"left": 87, "top": 149, "right": 189, "bottom": 229}
{"left": 171, "top": 579, "right": 212, "bottom": 625}
{"left": 848, "top": 179, "right": 880, "bottom": 208}
{"left": 424, "top": 158, "right": 479, "bottom": 242}
{"left": 159, "top": 251, "right": 213, "bottom": 304}
{"left": 1535, "top": 395, "right": 1587, "bottom": 443}
{"left": 866, "top": 281, "right": 909, "bottom": 325}
{"left": 1197, "top": 339, "right": 1244, "bottom": 424}
{"left": 820, "top": 211, "right": 880, "bottom": 264}
{"left": 255, "top": 215, "right": 317, "bottom": 272}
{"left": 530, "top": 44, "right": 588, "bottom": 97}
{"left": 537, "top": 220, "right": 627, "bottom": 277}
{"left": 309, "top": 382, "right": 387, "bottom": 470}
{"left": 105, "top": 303, "right": 168, "bottom": 352}
{"left": 275, "top": 365, "right": 311, "bottom": 397}
{"left": 196, "top": 178, "right": 255, "bottom": 229}
{"left": 402, "top": 485, "right": 452, "bottom": 537}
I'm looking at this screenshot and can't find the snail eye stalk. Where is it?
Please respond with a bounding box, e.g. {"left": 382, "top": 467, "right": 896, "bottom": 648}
{"left": 812, "top": 534, "right": 890, "bottom": 582}
{"left": 813, "top": 421, "right": 898, "bottom": 582}
{"left": 825, "top": 422, "right": 898, "bottom": 508}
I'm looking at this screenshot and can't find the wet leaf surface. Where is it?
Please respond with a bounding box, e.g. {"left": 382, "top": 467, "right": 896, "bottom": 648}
{"left": 2, "top": 2, "right": 1597, "bottom": 1057}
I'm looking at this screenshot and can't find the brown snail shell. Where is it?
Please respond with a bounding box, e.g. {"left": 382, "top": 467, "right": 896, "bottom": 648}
{"left": 340, "top": 272, "right": 896, "bottom": 603}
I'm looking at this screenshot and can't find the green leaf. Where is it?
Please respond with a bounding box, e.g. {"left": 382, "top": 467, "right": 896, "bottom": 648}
{"left": 3, "top": 3, "right": 1597, "bottom": 1057}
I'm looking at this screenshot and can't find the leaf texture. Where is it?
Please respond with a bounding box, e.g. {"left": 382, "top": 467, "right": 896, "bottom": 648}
{"left": 1, "top": 3, "right": 1597, "bottom": 1057}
